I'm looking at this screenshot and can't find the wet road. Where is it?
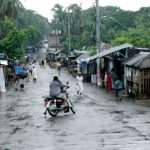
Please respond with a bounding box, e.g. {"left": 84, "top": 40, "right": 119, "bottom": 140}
{"left": 1, "top": 53, "right": 150, "bottom": 149}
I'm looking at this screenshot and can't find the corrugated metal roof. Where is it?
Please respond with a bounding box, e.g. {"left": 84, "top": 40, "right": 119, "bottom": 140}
{"left": 124, "top": 52, "right": 150, "bottom": 68}
{"left": 49, "top": 50, "right": 62, "bottom": 55}
{"left": 74, "top": 50, "right": 88, "bottom": 54}
{"left": 135, "top": 47, "right": 150, "bottom": 51}
{"left": 76, "top": 52, "right": 90, "bottom": 61}
{"left": 138, "top": 57, "right": 150, "bottom": 69}
{"left": 81, "top": 43, "right": 133, "bottom": 62}
{"left": 95, "top": 43, "right": 133, "bottom": 60}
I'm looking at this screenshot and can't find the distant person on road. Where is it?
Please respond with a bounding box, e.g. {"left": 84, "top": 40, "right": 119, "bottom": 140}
{"left": 32, "top": 59, "right": 36, "bottom": 64}
{"left": 105, "top": 71, "right": 112, "bottom": 91}
{"left": 115, "top": 77, "right": 123, "bottom": 98}
{"left": 32, "top": 66, "right": 37, "bottom": 82}
{"left": 41, "top": 59, "right": 45, "bottom": 66}
{"left": 57, "top": 65, "right": 62, "bottom": 76}
{"left": 76, "top": 72, "right": 84, "bottom": 96}
{"left": 28, "top": 64, "right": 33, "bottom": 75}
{"left": 14, "top": 71, "right": 28, "bottom": 90}
{"left": 110, "top": 68, "right": 117, "bottom": 89}
{"left": 75, "top": 82, "right": 81, "bottom": 97}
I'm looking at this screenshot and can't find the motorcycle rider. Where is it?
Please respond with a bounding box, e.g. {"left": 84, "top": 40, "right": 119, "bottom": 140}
{"left": 49, "top": 76, "right": 69, "bottom": 112}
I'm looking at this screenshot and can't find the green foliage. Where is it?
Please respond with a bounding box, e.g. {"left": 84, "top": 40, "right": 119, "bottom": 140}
{"left": 88, "top": 45, "right": 96, "bottom": 56}
{"left": 0, "top": 18, "right": 37, "bottom": 59}
{"left": 113, "top": 7, "right": 150, "bottom": 47}
{"left": 1, "top": 1, "right": 149, "bottom": 60}
{"left": 113, "top": 28, "right": 150, "bottom": 47}
{"left": 0, "top": 0, "right": 24, "bottom": 19}
{"left": 0, "top": 0, "right": 49, "bottom": 59}
{"left": 18, "top": 10, "right": 50, "bottom": 45}
{"left": 135, "top": 7, "right": 150, "bottom": 29}
{"left": 51, "top": 4, "right": 150, "bottom": 52}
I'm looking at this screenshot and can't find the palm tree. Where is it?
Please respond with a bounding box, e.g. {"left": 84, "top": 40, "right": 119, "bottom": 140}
{"left": 68, "top": 4, "right": 83, "bottom": 35}
{"left": 51, "top": 4, "right": 66, "bottom": 33}
{"left": 0, "top": 0, "right": 24, "bottom": 19}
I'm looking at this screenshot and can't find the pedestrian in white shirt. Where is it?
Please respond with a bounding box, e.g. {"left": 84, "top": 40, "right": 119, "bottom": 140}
{"left": 32, "top": 66, "right": 37, "bottom": 82}
{"left": 75, "top": 82, "right": 81, "bottom": 97}
{"left": 76, "top": 72, "right": 84, "bottom": 96}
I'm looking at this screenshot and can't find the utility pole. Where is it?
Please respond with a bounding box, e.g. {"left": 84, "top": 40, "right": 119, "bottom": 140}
{"left": 55, "top": 30, "right": 58, "bottom": 51}
{"left": 68, "top": 11, "right": 71, "bottom": 56}
{"left": 96, "top": 0, "right": 101, "bottom": 86}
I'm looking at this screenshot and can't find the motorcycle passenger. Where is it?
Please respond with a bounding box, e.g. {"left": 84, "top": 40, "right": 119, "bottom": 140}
{"left": 49, "top": 76, "right": 69, "bottom": 112}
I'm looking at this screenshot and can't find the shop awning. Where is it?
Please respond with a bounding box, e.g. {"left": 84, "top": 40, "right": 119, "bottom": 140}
{"left": 81, "top": 43, "right": 133, "bottom": 63}
{"left": 48, "top": 50, "right": 62, "bottom": 55}
{"left": 76, "top": 52, "right": 90, "bottom": 64}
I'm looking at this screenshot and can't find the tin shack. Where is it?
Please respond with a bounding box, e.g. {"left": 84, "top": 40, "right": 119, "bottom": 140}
{"left": 124, "top": 52, "right": 150, "bottom": 98}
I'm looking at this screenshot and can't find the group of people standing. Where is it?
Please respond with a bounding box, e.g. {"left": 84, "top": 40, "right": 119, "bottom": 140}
{"left": 103, "top": 68, "right": 123, "bottom": 97}
{"left": 14, "top": 61, "right": 38, "bottom": 90}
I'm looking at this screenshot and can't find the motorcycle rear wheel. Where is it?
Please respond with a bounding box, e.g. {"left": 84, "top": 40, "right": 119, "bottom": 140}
{"left": 47, "top": 102, "right": 59, "bottom": 117}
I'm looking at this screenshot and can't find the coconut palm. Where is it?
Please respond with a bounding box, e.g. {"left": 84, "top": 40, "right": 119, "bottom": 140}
{"left": 0, "top": 0, "right": 24, "bottom": 19}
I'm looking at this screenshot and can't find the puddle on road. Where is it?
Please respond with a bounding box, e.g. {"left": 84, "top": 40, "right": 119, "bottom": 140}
{"left": 110, "top": 110, "right": 125, "bottom": 123}
{"left": 14, "top": 114, "right": 32, "bottom": 121}
{"left": 135, "top": 109, "right": 147, "bottom": 115}
{"left": 94, "top": 129, "right": 126, "bottom": 137}
{"left": 6, "top": 106, "right": 15, "bottom": 112}
{"left": 111, "top": 110, "right": 124, "bottom": 114}
{"left": 123, "top": 125, "right": 150, "bottom": 140}
{"left": 6, "top": 113, "right": 14, "bottom": 119}
{"left": 86, "top": 101, "right": 98, "bottom": 106}
{"left": 10, "top": 126, "right": 23, "bottom": 134}
{"left": 0, "top": 143, "right": 11, "bottom": 150}
{"left": 46, "top": 114, "right": 74, "bottom": 124}
{"left": 6, "top": 112, "right": 32, "bottom": 122}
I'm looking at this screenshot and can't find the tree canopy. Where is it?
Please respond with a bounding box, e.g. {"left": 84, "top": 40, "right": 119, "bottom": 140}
{"left": 0, "top": 1, "right": 149, "bottom": 58}
{"left": 50, "top": 4, "right": 150, "bottom": 53}
{"left": 0, "top": 17, "right": 37, "bottom": 59}
{"left": 0, "top": 0, "right": 49, "bottom": 59}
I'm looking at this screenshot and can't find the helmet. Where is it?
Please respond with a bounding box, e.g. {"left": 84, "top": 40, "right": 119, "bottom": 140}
{"left": 53, "top": 76, "right": 58, "bottom": 81}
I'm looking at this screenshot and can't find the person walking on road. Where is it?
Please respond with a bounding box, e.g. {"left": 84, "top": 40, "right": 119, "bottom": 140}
{"left": 14, "top": 71, "right": 27, "bottom": 90}
{"left": 76, "top": 72, "right": 84, "bottom": 97}
{"left": 32, "top": 66, "right": 37, "bottom": 82}
{"left": 75, "top": 82, "right": 81, "bottom": 97}
{"left": 41, "top": 59, "right": 45, "bottom": 66}
{"left": 28, "top": 64, "right": 33, "bottom": 75}
{"left": 57, "top": 65, "right": 62, "bottom": 76}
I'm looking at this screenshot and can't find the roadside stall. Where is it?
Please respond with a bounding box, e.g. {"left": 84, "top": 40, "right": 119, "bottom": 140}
{"left": 81, "top": 43, "right": 134, "bottom": 86}
{"left": 0, "top": 58, "right": 8, "bottom": 92}
{"left": 124, "top": 52, "right": 150, "bottom": 98}
{"left": 76, "top": 52, "right": 91, "bottom": 81}
{"left": 67, "top": 53, "right": 78, "bottom": 76}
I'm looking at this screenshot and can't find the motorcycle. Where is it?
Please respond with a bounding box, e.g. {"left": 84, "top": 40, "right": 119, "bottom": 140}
{"left": 43, "top": 82, "right": 76, "bottom": 117}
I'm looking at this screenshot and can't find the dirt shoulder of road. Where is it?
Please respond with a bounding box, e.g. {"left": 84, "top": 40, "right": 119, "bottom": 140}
{"left": 135, "top": 99, "right": 150, "bottom": 107}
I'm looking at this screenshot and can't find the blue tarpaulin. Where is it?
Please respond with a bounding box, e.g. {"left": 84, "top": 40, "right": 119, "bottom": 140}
{"left": 15, "top": 66, "right": 23, "bottom": 73}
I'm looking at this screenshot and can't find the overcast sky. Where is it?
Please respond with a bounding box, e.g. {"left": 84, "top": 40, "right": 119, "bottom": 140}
{"left": 20, "top": 0, "right": 150, "bottom": 20}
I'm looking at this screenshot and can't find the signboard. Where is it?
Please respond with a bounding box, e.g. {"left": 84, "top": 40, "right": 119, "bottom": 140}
{"left": 0, "top": 60, "right": 8, "bottom": 66}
